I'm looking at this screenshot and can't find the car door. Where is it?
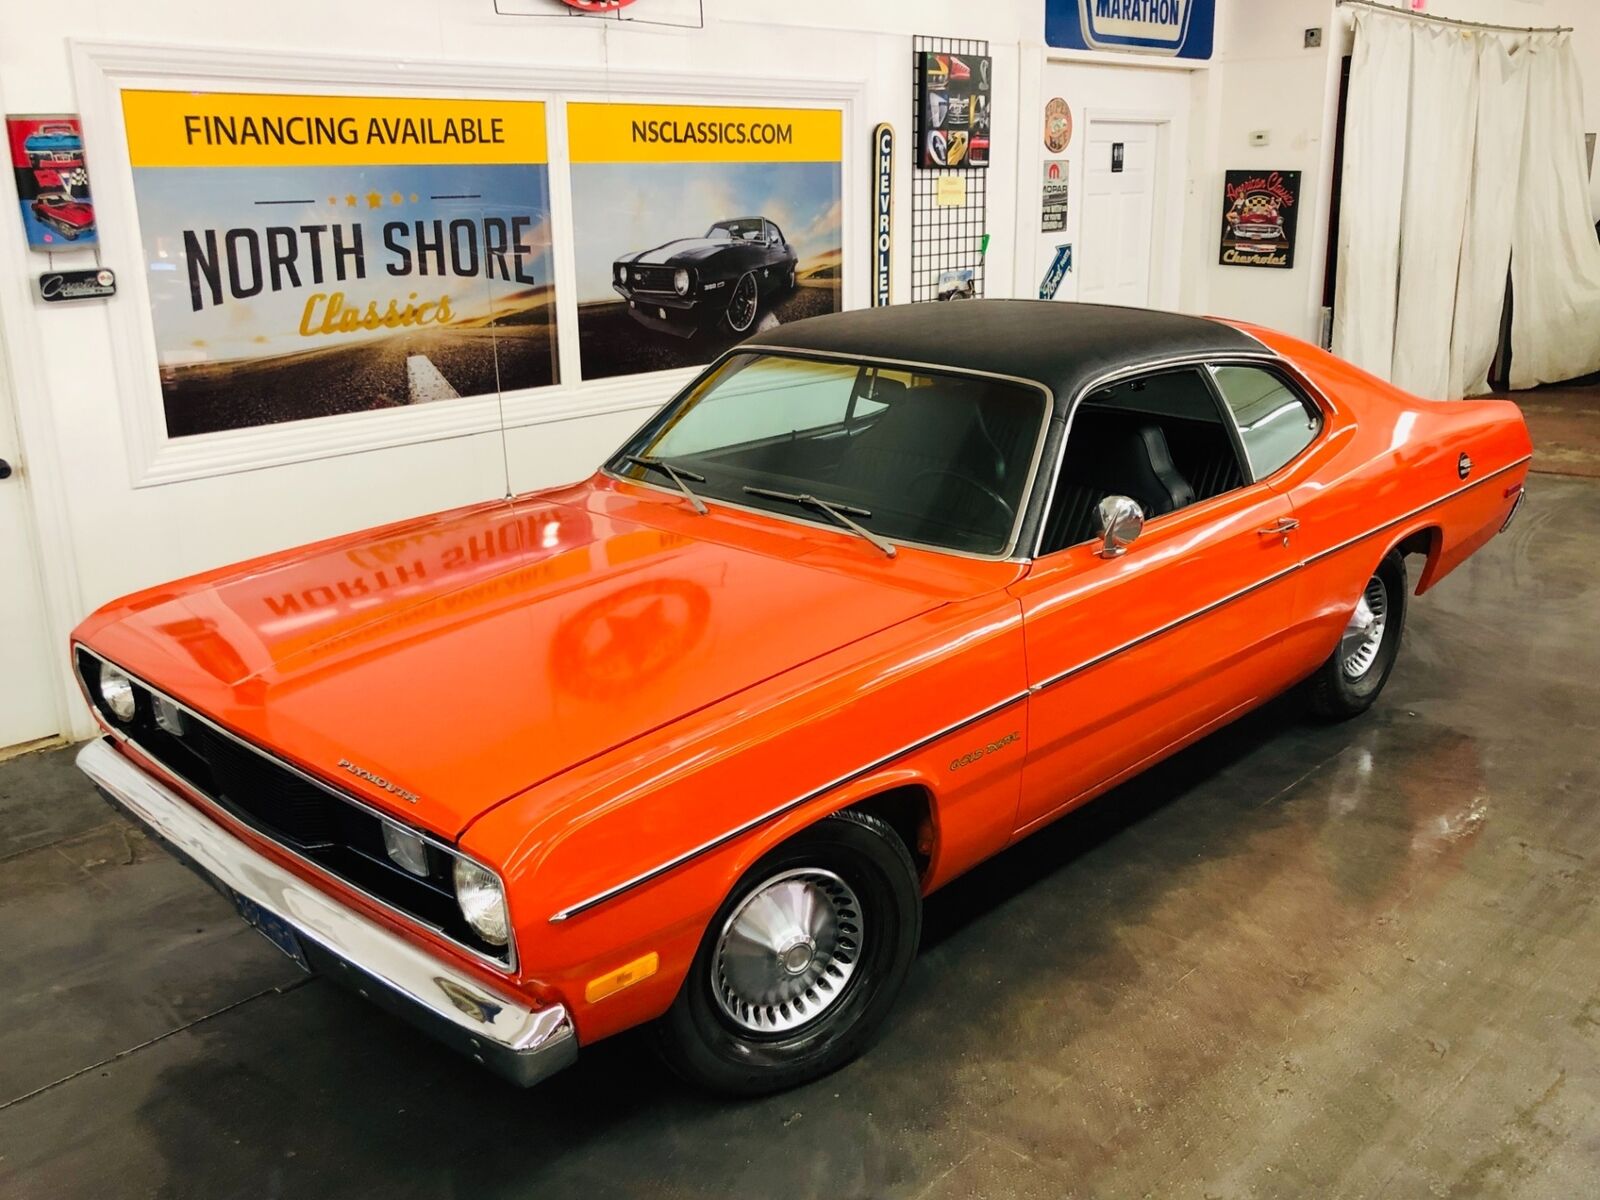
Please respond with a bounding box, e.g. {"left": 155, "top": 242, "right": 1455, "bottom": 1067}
{"left": 1009, "top": 365, "right": 1302, "bottom": 834}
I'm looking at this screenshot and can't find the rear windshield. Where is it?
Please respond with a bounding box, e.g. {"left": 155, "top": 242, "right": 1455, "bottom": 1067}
{"left": 610, "top": 352, "right": 1048, "bottom": 556}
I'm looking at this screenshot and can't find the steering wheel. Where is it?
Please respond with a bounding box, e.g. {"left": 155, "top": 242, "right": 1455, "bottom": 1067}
{"left": 907, "top": 470, "right": 1015, "bottom": 528}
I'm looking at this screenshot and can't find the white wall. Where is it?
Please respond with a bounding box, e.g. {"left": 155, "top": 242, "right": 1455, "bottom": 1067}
{"left": 1198, "top": 0, "right": 1342, "bottom": 341}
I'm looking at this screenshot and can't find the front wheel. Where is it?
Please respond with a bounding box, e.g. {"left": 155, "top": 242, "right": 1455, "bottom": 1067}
{"left": 654, "top": 810, "right": 921, "bottom": 1096}
{"left": 1308, "top": 550, "right": 1408, "bottom": 719}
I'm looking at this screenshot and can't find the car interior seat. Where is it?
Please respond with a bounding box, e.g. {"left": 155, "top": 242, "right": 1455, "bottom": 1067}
{"left": 1042, "top": 411, "right": 1196, "bottom": 551}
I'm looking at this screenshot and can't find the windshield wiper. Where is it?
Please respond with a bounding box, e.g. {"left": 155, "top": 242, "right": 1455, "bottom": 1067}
{"left": 624, "top": 454, "right": 708, "bottom": 515}
{"left": 742, "top": 485, "right": 897, "bottom": 558}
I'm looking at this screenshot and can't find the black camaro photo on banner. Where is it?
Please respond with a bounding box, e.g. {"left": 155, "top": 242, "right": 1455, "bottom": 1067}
{"left": 613, "top": 217, "right": 800, "bottom": 338}
{"left": 570, "top": 101, "right": 843, "bottom": 381}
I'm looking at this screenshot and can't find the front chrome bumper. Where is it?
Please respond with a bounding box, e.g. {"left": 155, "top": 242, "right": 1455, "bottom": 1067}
{"left": 76, "top": 738, "right": 577, "bottom": 1087}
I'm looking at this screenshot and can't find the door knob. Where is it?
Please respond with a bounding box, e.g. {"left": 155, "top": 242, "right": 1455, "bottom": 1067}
{"left": 0, "top": 458, "right": 12, "bottom": 480}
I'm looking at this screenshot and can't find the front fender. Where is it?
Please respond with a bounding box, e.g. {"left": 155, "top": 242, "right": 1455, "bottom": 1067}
{"left": 463, "top": 591, "right": 1028, "bottom": 1044}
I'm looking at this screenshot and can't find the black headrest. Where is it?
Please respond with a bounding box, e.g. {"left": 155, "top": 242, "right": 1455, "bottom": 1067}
{"left": 1082, "top": 420, "right": 1193, "bottom": 517}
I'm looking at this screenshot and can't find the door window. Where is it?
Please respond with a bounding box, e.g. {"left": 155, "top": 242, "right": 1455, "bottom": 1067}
{"left": 1209, "top": 365, "right": 1323, "bottom": 480}
{"left": 1039, "top": 368, "right": 1249, "bottom": 553}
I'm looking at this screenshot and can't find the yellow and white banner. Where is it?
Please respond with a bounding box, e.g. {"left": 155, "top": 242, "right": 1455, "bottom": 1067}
{"left": 567, "top": 102, "right": 841, "bottom": 164}
{"left": 124, "top": 89, "right": 557, "bottom": 438}
{"left": 567, "top": 101, "right": 844, "bottom": 382}
{"left": 122, "top": 91, "right": 547, "bottom": 168}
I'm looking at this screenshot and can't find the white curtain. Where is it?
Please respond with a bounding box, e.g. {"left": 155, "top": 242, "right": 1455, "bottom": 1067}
{"left": 1391, "top": 22, "right": 1478, "bottom": 399}
{"left": 1332, "top": 11, "right": 1412, "bottom": 382}
{"left": 1508, "top": 36, "right": 1600, "bottom": 389}
{"left": 1449, "top": 35, "right": 1529, "bottom": 398}
{"left": 1334, "top": 11, "right": 1600, "bottom": 398}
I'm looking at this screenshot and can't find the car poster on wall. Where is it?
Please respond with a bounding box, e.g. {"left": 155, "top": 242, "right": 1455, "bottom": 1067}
{"left": 567, "top": 102, "right": 843, "bottom": 381}
{"left": 121, "top": 91, "right": 557, "bottom": 438}
{"left": 919, "top": 52, "right": 991, "bottom": 169}
{"left": 8, "top": 114, "right": 96, "bottom": 250}
{"left": 1219, "top": 169, "right": 1301, "bottom": 269}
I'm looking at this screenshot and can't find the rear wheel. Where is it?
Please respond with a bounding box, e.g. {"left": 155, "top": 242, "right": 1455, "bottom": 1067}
{"left": 1308, "top": 551, "right": 1407, "bottom": 719}
{"left": 654, "top": 810, "right": 921, "bottom": 1096}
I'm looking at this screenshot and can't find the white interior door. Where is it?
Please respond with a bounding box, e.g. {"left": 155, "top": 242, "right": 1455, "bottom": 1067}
{"left": 0, "top": 353, "right": 60, "bottom": 751}
{"left": 1079, "top": 120, "right": 1159, "bottom": 307}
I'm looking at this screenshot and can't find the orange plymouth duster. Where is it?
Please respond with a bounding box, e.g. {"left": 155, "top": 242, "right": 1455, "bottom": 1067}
{"left": 74, "top": 302, "right": 1531, "bottom": 1095}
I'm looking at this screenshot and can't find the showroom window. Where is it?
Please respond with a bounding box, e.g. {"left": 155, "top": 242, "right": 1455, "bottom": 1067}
{"left": 1209, "top": 365, "right": 1323, "bottom": 480}
{"left": 1040, "top": 368, "right": 1248, "bottom": 553}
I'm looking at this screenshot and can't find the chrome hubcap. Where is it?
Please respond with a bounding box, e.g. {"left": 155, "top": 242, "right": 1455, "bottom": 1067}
{"left": 1340, "top": 574, "right": 1389, "bottom": 678}
{"left": 712, "top": 868, "right": 861, "bottom": 1034}
{"left": 727, "top": 275, "right": 758, "bottom": 332}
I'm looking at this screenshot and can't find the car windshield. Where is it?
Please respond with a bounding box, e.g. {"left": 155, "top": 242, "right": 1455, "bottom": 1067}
{"left": 609, "top": 352, "right": 1048, "bottom": 556}
{"left": 708, "top": 220, "right": 764, "bottom": 242}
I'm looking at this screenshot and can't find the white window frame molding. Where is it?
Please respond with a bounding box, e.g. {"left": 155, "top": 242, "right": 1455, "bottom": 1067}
{"left": 70, "top": 40, "right": 864, "bottom": 487}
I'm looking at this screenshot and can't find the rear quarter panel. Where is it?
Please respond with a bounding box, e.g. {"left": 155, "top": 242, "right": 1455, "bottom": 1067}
{"left": 1232, "top": 325, "right": 1532, "bottom": 679}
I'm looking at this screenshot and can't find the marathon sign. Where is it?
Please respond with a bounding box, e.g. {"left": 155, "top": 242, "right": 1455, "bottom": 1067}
{"left": 1045, "top": 0, "right": 1215, "bottom": 59}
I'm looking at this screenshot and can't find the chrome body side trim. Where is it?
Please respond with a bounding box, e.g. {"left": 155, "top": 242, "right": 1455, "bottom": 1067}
{"left": 73, "top": 644, "right": 517, "bottom": 974}
{"left": 1028, "top": 454, "right": 1533, "bottom": 693}
{"left": 548, "top": 689, "right": 1031, "bottom": 923}
{"left": 604, "top": 345, "right": 1056, "bottom": 562}
{"left": 1301, "top": 455, "right": 1530, "bottom": 567}
{"left": 1029, "top": 561, "right": 1305, "bottom": 693}
{"left": 77, "top": 738, "right": 574, "bottom": 1088}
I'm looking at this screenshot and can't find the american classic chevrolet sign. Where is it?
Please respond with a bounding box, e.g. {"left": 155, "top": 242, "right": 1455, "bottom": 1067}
{"left": 1045, "top": 0, "right": 1215, "bottom": 59}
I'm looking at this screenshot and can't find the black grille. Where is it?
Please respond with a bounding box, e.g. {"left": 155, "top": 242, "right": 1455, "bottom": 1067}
{"left": 189, "top": 724, "right": 341, "bottom": 848}
{"left": 629, "top": 264, "right": 677, "bottom": 292}
{"left": 76, "top": 647, "right": 511, "bottom": 967}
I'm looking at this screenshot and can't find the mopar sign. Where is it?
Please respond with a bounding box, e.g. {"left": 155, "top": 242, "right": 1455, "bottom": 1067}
{"left": 1046, "top": 0, "right": 1215, "bottom": 59}
{"left": 872, "top": 123, "right": 893, "bottom": 307}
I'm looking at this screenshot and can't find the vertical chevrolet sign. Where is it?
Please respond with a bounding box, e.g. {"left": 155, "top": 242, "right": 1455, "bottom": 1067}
{"left": 1045, "top": 0, "right": 1214, "bottom": 59}
{"left": 872, "top": 123, "right": 893, "bottom": 307}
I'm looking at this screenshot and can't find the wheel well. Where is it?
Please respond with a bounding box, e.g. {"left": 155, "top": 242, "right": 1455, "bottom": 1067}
{"left": 843, "top": 786, "right": 935, "bottom": 878}
{"left": 1393, "top": 526, "right": 1442, "bottom": 592}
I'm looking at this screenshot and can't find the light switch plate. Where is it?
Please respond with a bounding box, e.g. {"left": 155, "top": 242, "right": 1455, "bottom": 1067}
{"left": 1249, "top": 130, "right": 1271, "bottom": 147}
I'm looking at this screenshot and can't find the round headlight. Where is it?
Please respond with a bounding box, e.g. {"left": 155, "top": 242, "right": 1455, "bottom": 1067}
{"left": 453, "top": 858, "right": 509, "bottom": 947}
{"left": 98, "top": 662, "right": 137, "bottom": 723}
{"left": 619, "top": 265, "right": 629, "bottom": 284}
{"left": 673, "top": 268, "right": 690, "bottom": 296}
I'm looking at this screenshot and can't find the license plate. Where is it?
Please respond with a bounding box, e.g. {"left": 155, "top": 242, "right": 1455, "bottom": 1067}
{"left": 233, "top": 892, "right": 310, "bottom": 971}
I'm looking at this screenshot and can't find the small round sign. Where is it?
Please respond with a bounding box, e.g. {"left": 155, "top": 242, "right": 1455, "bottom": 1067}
{"left": 1044, "top": 97, "right": 1073, "bottom": 153}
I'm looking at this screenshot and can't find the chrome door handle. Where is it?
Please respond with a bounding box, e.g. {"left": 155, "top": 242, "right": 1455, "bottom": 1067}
{"left": 1257, "top": 517, "right": 1299, "bottom": 535}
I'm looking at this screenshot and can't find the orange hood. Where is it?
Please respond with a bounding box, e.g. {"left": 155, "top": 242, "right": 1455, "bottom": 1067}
{"left": 75, "top": 482, "right": 995, "bottom": 838}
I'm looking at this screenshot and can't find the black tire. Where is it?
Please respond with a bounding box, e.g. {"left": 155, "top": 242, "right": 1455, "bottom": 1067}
{"left": 1308, "top": 550, "right": 1408, "bottom": 719}
{"left": 654, "top": 810, "right": 921, "bottom": 1097}
{"left": 723, "top": 272, "right": 760, "bottom": 335}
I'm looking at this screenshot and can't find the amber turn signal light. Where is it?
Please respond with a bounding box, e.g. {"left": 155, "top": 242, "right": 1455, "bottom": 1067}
{"left": 584, "top": 952, "right": 660, "bottom": 1003}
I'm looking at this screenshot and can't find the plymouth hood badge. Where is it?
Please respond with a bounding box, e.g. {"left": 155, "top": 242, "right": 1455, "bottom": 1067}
{"left": 337, "top": 758, "right": 421, "bottom": 804}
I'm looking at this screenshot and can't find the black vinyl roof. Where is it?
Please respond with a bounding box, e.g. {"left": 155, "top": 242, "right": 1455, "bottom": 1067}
{"left": 745, "top": 300, "right": 1268, "bottom": 415}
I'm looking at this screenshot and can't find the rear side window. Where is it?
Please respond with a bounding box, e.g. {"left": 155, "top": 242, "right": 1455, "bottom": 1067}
{"left": 1210, "top": 365, "right": 1322, "bottom": 480}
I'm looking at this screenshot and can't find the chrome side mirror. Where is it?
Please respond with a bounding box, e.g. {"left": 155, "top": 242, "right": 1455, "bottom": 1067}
{"left": 1096, "top": 495, "right": 1145, "bottom": 558}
